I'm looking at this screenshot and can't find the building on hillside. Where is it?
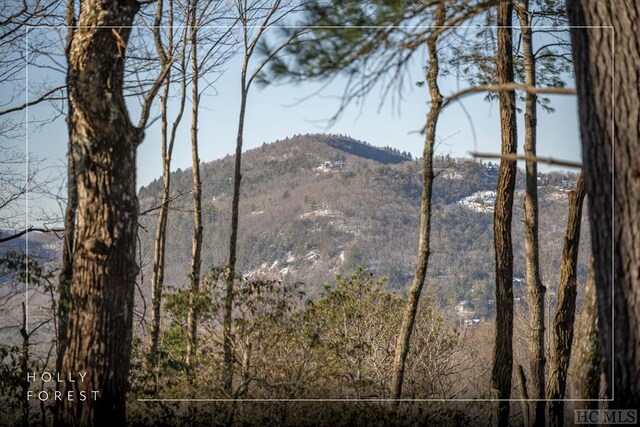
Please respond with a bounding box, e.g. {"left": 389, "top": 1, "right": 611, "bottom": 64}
{"left": 316, "top": 160, "right": 346, "bottom": 172}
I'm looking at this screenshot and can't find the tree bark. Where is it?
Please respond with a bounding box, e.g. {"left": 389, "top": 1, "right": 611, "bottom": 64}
{"left": 516, "top": 3, "right": 545, "bottom": 425}
{"left": 186, "top": 0, "right": 203, "bottom": 369}
{"left": 517, "top": 365, "right": 530, "bottom": 427}
{"left": 573, "top": 258, "right": 600, "bottom": 409}
{"left": 391, "top": 2, "right": 444, "bottom": 401}
{"left": 56, "top": 0, "right": 76, "bottom": 371}
{"left": 566, "top": 0, "right": 640, "bottom": 408}
{"left": 56, "top": 0, "right": 142, "bottom": 424}
{"left": 491, "top": 1, "right": 517, "bottom": 424}
{"left": 547, "top": 174, "right": 586, "bottom": 426}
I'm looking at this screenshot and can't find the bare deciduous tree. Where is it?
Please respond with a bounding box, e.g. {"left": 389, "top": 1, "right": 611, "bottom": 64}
{"left": 56, "top": 0, "right": 169, "bottom": 423}
{"left": 515, "top": 2, "right": 545, "bottom": 424}
{"left": 149, "top": 0, "right": 189, "bottom": 376}
{"left": 186, "top": 0, "right": 204, "bottom": 370}
{"left": 391, "top": 1, "right": 444, "bottom": 402}
{"left": 225, "top": 0, "right": 299, "bottom": 394}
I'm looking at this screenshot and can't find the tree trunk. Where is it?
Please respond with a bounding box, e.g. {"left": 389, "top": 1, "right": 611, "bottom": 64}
{"left": 566, "top": 0, "right": 640, "bottom": 408}
{"left": 573, "top": 258, "right": 600, "bottom": 409}
{"left": 57, "top": 120, "right": 75, "bottom": 362}
{"left": 149, "top": 0, "right": 169, "bottom": 370}
{"left": 547, "top": 174, "right": 586, "bottom": 426}
{"left": 186, "top": 0, "right": 203, "bottom": 369}
{"left": 224, "top": 16, "right": 255, "bottom": 390}
{"left": 224, "top": 79, "right": 247, "bottom": 394}
{"left": 517, "top": 365, "right": 530, "bottom": 427}
{"left": 56, "top": 0, "right": 76, "bottom": 372}
{"left": 149, "top": 0, "right": 187, "bottom": 372}
{"left": 56, "top": 0, "right": 142, "bottom": 424}
{"left": 516, "top": 3, "right": 545, "bottom": 425}
{"left": 491, "top": 1, "right": 517, "bottom": 424}
{"left": 149, "top": 49, "right": 171, "bottom": 374}
{"left": 391, "top": 2, "right": 444, "bottom": 401}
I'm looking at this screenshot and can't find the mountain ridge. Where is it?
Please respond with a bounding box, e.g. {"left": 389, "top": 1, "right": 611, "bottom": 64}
{"left": 137, "top": 133, "right": 589, "bottom": 315}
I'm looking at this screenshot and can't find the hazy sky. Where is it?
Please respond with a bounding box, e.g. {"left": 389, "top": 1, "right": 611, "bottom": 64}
{"left": 22, "top": 27, "right": 582, "bottom": 194}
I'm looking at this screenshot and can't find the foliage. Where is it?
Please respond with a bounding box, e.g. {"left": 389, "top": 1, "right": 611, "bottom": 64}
{"left": 128, "top": 267, "right": 477, "bottom": 424}
{"left": 444, "top": 0, "right": 573, "bottom": 110}
{"left": 0, "top": 252, "right": 57, "bottom": 426}
{"left": 0, "top": 344, "right": 27, "bottom": 425}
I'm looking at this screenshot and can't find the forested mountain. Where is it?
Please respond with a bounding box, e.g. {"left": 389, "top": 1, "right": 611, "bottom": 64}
{"left": 137, "top": 133, "right": 589, "bottom": 316}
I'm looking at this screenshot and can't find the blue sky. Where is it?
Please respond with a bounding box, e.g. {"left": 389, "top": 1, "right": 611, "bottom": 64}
{"left": 137, "top": 51, "right": 580, "bottom": 188}
{"left": 23, "top": 26, "right": 581, "bottom": 195}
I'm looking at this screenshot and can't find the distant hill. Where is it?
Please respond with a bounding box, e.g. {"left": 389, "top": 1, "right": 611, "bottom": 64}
{"left": 0, "top": 231, "right": 60, "bottom": 348}
{"left": 0, "top": 231, "right": 61, "bottom": 260}
{"left": 137, "top": 133, "right": 590, "bottom": 316}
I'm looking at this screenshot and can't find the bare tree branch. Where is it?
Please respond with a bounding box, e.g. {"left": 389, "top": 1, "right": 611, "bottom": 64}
{"left": 469, "top": 151, "right": 582, "bottom": 168}
{"left": 0, "top": 227, "right": 64, "bottom": 244}
{"left": 137, "top": 57, "right": 174, "bottom": 130}
{"left": 0, "top": 85, "right": 65, "bottom": 116}
{"left": 442, "top": 83, "right": 576, "bottom": 109}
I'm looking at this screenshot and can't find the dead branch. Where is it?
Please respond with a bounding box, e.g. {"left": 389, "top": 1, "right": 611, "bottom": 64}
{"left": 469, "top": 151, "right": 582, "bottom": 169}
{"left": 442, "top": 83, "right": 576, "bottom": 109}
{"left": 0, "top": 226, "right": 64, "bottom": 244}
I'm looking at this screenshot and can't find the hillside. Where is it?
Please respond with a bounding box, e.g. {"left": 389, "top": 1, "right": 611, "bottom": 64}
{"left": 137, "top": 133, "right": 590, "bottom": 316}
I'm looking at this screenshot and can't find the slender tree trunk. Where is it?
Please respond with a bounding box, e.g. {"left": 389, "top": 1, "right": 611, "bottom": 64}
{"left": 149, "top": 50, "right": 170, "bottom": 374}
{"left": 491, "top": 1, "right": 517, "bottom": 424}
{"left": 149, "top": 0, "right": 169, "bottom": 370}
{"left": 573, "top": 258, "right": 600, "bottom": 408}
{"left": 391, "top": 2, "right": 444, "bottom": 402}
{"left": 224, "top": 13, "right": 255, "bottom": 391}
{"left": 149, "top": 2, "right": 187, "bottom": 372}
{"left": 56, "top": 0, "right": 142, "bottom": 424}
{"left": 186, "top": 1, "right": 203, "bottom": 369}
{"left": 516, "top": 3, "right": 545, "bottom": 425}
{"left": 222, "top": 1, "right": 288, "bottom": 396}
{"left": 547, "top": 174, "right": 586, "bottom": 426}
{"left": 225, "top": 77, "right": 247, "bottom": 394}
{"left": 566, "top": 0, "right": 640, "bottom": 408}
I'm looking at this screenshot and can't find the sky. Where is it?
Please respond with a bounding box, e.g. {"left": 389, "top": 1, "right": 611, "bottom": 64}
{"left": 13, "top": 25, "right": 583, "bottom": 226}
{"left": 130, "top": 44, "right": 581, "bottom": 188}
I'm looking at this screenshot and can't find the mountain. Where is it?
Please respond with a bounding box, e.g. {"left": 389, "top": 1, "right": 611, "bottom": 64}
{"left": 0, "top": 231, "right": 61, "bottom": 260}
{"left": 137, "top": 133, "right": 590, "bottom": 315}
